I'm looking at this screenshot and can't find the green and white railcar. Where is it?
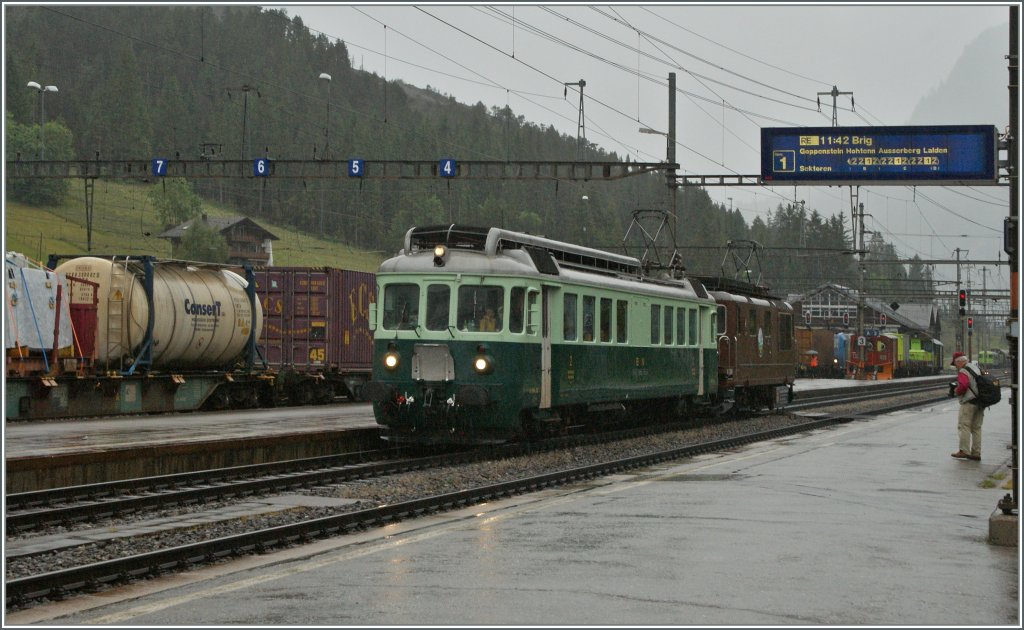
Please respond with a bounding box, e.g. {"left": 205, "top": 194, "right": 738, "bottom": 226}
{"left": 363, "top": 225, "right": 719, "bottom": 444}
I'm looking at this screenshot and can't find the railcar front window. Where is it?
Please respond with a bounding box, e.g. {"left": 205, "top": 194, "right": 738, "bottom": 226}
{"left": 747, "top": 308, "right": 757, "bottom": 336}
{"left": 650, "top": 305, "right": 661, "bottom": 344}
{"left": 716, "top": 306, "right": 726, "bottom": 338}
{"left": 510, "top": 287, "right": 526, "bottom": 333}
{"left": 458, "top": 285, "right": 504, "bottom": 332}
{"left": 663, "top": 306, "right": 674, "bottom": 345}
{"left": 425, "top": 284, "right": 450, "bottom": 331}
{"left": 688, "top": 309, "right": 697, "bottom": 345}
{"left": 382, "top": 284, "right": 420, "bottom": 330}
{"left": 676, "top": 309, "right": 686, "bottom": 346}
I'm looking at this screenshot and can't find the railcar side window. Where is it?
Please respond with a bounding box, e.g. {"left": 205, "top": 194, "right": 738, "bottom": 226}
{"left": 688, "top": 309, "right": 697, "bottom": 345}
{"left": 425, "top": 284, "right": 450, "bottom": 331}
{"left": 382, "top": 284, "right": 420, "bottom": 330}
{"left": 616, "top": 300, "right": 628, "bottom": 343}
{"left": 457, "top": 285, "right": 504, "bottom": 332}
{"left": 583, "top": 296, "right": 596, "bottom": 341}
{"left": 650, "top": 305, "right": 661, "bottom": 344}
{"left": 764, "top": 311, "right": 772, "bottom": 341}
{"left": 563, "top": 293, "right": 578, "bottom": 341}
{"left": 716, "top": 305, "right": 726, "bottom": 337}
{"left": 599, "top": 298, "right": 612, "bottom": 342}
{"left": 676, "top": 309, "right": 686, "bottom": 346}
{"left": 663, "top": 306, "right": 674, "bottom": 345}
{"left": 747, "top": 308, "right": 757, "bottom": 336}
{"left": 510, "top": 287, "right": 526, "bottom": 333}
{"left": 779, "top": 313, "right": 793, "bottom": 350}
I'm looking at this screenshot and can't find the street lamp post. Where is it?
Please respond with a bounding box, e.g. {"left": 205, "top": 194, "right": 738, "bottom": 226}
{"left": 639, "top": 125, "right": 678, "bottom": 230}
{"left": 26, "top": 81, "right": 58, "bottom": 160}
{"left": 319, "top": 73, "right": 331, "bottom": 159}
{"left": 318, "top": 73, "right": 332, "bottom": 238}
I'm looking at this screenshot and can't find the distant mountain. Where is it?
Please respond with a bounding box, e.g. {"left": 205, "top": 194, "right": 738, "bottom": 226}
{"left": 907, "top": 25, "right": 1008, "bottom": 128}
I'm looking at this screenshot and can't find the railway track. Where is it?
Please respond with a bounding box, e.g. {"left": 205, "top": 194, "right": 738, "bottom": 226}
{"left": 5, "top": 379, "right": 950, "bottom": 609}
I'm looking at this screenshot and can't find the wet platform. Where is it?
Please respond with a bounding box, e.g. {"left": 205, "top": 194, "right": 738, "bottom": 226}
{"left": 8, "top": 394, "right": 1018, "bottom": 625}
{"left": 3, "top": 405, "right": 381, "bottom": 492}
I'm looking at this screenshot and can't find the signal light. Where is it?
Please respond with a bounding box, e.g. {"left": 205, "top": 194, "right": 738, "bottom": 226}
{"left": 958, "top": 290, "right": 966, "bottom": 307}
{"left": 842, "top": 311, "right": 850, "bottom": 326}
{"left": 967, "top": 317, "right": 974, "bottom": 330}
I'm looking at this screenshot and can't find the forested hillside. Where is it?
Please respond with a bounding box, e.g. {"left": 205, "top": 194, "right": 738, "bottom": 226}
{"left": 5, "top": 5, "right": 933, "bottom": 299}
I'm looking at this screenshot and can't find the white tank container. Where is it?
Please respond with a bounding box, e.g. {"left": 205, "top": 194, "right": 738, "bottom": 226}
{"left": 55, "top": 257, "right": 263, "bottom": 370}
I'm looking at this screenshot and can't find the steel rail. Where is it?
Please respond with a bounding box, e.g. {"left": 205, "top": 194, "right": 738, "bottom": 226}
{"left": 5, "top": 379, "right": 948, "bottom": 534}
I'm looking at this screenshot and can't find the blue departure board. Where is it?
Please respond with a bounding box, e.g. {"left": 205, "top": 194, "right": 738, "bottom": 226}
{"left": 761, "top": 125, "right": 998, "bottom": 185}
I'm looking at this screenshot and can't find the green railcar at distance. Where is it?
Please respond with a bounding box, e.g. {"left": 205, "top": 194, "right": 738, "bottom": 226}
{"left": 362, "top": 225, "right": 796, "bottom": 445}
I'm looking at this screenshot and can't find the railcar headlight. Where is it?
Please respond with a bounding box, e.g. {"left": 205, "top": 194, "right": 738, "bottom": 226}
{"left": 433, "top": 244, "right": 448, "bottom": 267}
{"left": 383, "top": 343, "right": 400, "bottom": 370}
{"left": 473, "top": 344, "right": 494, "bottom": 375}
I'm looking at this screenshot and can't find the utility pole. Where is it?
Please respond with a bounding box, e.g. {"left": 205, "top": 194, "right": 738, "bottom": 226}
{"left": 667, "top": 72, "right": 678, "bottom": 238}
{"left": 227, "top": 85, "right": 260, "bottom": 159}
{"left": 955, "top": 247, "right": 964, "bottom": 352}
{"left": 981, "top": 267, "right": 988, "bottom": 355}
{"left": 817, "top": 84, "right": 854, "bottom": 126}
{"left": 856, "top": 200, "right": 866, "bottom": 375}
{"left": 563, "top": 80, "right": 586, "bottom": 161}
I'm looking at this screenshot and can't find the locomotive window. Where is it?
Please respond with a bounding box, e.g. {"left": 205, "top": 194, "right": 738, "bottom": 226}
{"left": 663, "top": 306, "right": 674, "bottom": 345}
{"left": 457, "top": 285, "right": 504, "bottom": 332}
{"left": 616, "top": 300, "right": 628, "bottom": 343}
{"left": 563, "top": 293, "right": 578, "bottom": 341}
{"left": 779, "top": 313, "right": 793, "bottom": 350}
{"left": 583, "top": 296, "right": 596, "bottom": 342}
{"left": 425, "top": 284, "right": 450, "bottom": 331}
{"left": 650, "top": 305, "right": 661, "bottom": 344}
{"left": 688, "top": 309, "right": 697, "bottom": 345}
{"left": 600, "top": 298, "right": 612, "bottom": 342}
{"left": 716, "top": 306, "right": 726, "bottom": 338}
{"left": 676, "top": 308, "right": 686, "bottom": 346}
{"left": 747, "top": 308, "right": 757, "bottom": 336}
{"left": 764, "top": 311, "right": 772, "bottom": 339}
{"left": 382, "top": 284, "right": 420, "bottom": 330}
{"left": 510, "top": 287, "right": 526, "bottom": 334}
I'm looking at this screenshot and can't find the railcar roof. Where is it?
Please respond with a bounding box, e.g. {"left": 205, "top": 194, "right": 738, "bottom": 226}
{"left": 402, "top": 225, "right": 641, "bottom": 275}
{"left": 378, "top": 230, "right": 713, "bottom": 303}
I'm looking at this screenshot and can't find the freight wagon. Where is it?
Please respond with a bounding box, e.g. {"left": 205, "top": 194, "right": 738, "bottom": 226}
{"left": 5, "top": 254, "right": 374, "bottom": 421}
{"left": 253, "top": 267, "right": 374, "bottom": 404}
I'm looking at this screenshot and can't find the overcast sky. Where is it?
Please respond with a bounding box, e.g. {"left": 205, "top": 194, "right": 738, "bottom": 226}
{"left": 277, "top": 3, "right": 1012, "bottom": 287}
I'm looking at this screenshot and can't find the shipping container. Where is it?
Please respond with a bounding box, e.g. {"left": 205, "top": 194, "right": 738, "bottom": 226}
{"left": 254, "top": 267, "right": 374, "bottom": 402}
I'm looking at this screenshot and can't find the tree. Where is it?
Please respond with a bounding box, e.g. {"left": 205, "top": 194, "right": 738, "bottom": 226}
{"left": 177, "top": 221, "right": 229, "bottom": 263}
{"left": 150, "top": 178, "right": 202, "bottom": 227}
{"left": 4, "top": 112, "right": 73, "bottom": 205}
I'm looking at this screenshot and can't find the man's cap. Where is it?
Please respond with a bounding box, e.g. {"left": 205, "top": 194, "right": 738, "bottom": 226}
{"left": 950, "top": 351, "right": 966, "bottom": 366}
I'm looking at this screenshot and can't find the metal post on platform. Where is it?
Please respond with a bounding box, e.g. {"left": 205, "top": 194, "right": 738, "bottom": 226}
{"left": 999, "top": 5, "right": 1019, "bottom": 517}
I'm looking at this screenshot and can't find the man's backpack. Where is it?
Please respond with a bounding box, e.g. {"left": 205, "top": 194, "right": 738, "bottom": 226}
{"left": 966, "top": 366, "right": 1002, "bottom": 408}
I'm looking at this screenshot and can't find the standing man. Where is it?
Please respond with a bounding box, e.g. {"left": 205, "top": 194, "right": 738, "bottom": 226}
{"left": 950, "top": 351, "right": 984, "bottom": 461}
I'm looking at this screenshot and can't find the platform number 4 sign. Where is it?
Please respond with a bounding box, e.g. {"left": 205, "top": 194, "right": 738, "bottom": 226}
{"left": 439, "top": 158, "right": 457, "bottom": 178}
